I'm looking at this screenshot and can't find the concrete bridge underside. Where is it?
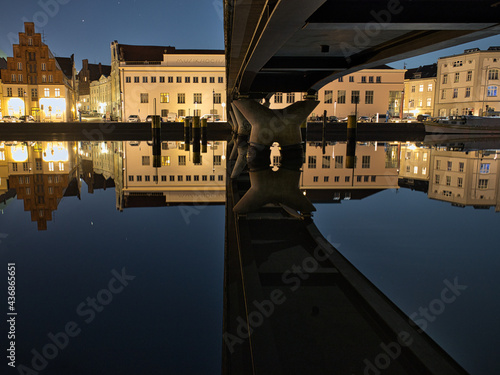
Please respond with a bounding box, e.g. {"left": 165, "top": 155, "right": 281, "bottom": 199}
{"left": 225, "top": 0, "right": 500, "bottom": 99}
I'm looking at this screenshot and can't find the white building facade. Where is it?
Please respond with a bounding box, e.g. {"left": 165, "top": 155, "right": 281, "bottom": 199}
{"left": 110, "top": 43, "right": 226, "bottom": 122}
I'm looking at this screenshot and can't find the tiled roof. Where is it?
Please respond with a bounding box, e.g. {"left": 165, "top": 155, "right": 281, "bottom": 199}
{"left": 405, "top": 63, "right": 437, "bottom": 80}
{"left": 55, "top": 56, "right": 74, "bottom": 80}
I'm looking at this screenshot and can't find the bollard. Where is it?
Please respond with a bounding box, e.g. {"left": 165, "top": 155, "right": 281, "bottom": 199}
{"left": 192, "top": 116, "right": 201, "bottom": 164}
{"left": 151, "top": 115, "right": 162, "bottom": 168}
{"left": 346, "top": 115, "right": 357, "bottom": 169}
{"left": 184, "top": 118, "right": 190, "bottom": 151}
{"left": 300, "top": 120, "right": 307, "bottom": 162}
{"left": 201, "top": 118, "right": 208, "bottom": 153}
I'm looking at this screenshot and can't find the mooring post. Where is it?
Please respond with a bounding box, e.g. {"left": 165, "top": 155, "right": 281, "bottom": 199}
{"left": 151, "top": 115, "right": 162, "bottom": 168}
{"left": 192, "top": 116, "right": 201, "bottom": 164}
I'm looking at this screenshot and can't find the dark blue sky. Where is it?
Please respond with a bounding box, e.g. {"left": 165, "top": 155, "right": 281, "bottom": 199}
{"left": 0, "top": 1, "right": 499, "bottom": 72}
{"left": 0, "top": 0, "right": 225, "bottom": 70}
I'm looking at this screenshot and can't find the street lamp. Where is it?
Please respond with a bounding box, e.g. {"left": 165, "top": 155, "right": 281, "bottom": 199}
{"left": 221, "top": 102, "right": 226, "bottom": 121}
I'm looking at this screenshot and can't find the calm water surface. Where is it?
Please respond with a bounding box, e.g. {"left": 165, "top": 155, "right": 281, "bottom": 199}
{"left": 0, "top": 139, "right": 499, "bottom": 374}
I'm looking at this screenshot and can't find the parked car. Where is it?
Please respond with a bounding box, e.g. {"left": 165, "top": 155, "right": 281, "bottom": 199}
{"left": 19, "top": 115, "right": 35, "bottom": 122}
{"left": 166, "top": 112, "right": 178, "bottom": 122}
{"left": 358, "top": 116, "right": 371, "bottom": 122}
{"left": 201, "top": 114, "right": 221, "bottom": 121}
{"left": 1, "top": 116, "right": 20, "bottom": 122}
{"left": 127, "top": 115, "right": 140, "bottom": 122}
{"left": 417, "top": 114, "right": 432, "bottom": 122}
{"left": 146, "top": 115, "right": 153, "bottom": 122}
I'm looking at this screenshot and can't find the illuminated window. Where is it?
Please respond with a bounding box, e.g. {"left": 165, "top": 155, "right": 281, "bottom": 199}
{"left": 160, "top": 93, "right": 169, "bottom": 103}
{"left": 0, "top": 151, "right": 4, "bottom": 160}
{"left": 414, "top": 166, "right": 418, "bottom": 174}
{"left": 17, "top": 62, "right": 22, "bottom": 70}
{"left": 487, "top": 86, "right": 497, "bottom": 97}
{"left": 41, "top": 63, "right": 46, "bottom": 71}
{"left": 422, "top": 167, "right": 427, "bottom": 175}
{"left": 427, "top": 98, "right": 432, "bottom": 107}
{"left": 161, "top": 156, "right": 171, "bottom": 166}
{"left": 419, "top": 84, "right": 424, "bottom": 92}
{"left": 48, "top": 162, "right": 54, "bottom": 171}
{"left": 44, "top": 88, "right": 50, "bottom": 97}
{"left": 55, "top": 88, "right": 60, "bottom": 97}
{"left": 48, "top": 75, "right": 53, "bottom": 83}
{"left": 428, "top": 84, "right": 433, "bottom": 91}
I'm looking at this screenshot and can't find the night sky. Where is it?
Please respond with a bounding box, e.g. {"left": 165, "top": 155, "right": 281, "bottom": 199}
{"left": 0, "top": 0, "right": 499, "bottom": 72}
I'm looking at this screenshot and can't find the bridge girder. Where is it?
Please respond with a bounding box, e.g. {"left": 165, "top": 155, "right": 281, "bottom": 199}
{"left": 225, "top": 0, "right": 500, "bottom": 99}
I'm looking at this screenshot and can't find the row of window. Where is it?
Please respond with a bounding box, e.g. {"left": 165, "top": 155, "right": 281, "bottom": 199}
{"left": 128, "top": 174, "right": 224, "bottom": 182}
{"left": 338, "top": 76, "right": 382, "bottom": 83}
{"left": 434, "top": 174, "right": 489, "bottom": 189}
{"left": 6, "top": 87, "right": 60, "bottom": 98}
{"left": 307, "top": 155, "right": 370, "bottom": 169}
{"left": 411, "top": 84, "right": 433, "bottom": 93}
{"left": 9, "top": 73, "right": 54, "bottom": 84}
{"left": 141, "top": 155, "right": 222, "bottom": 166}
{"left": 406, "top": 165, "right": 428, "bottom": 175}
{"left": 409, "top": 98, "right": 432, "bottom": 108}
{"left": 436, "top": 160, "right": 490, "bottom": 173}
{"left": 138, "top": 92, "right": 221, "bottom": 105}
{"left": 442, "top": 69, "right": 498, "bottom": 84}
{"left": 18, "top": 186, "right": 57, "bottom": 196}
{"left": 311, "top": 175, "right": 377, "bottom": 183}
{"left": 15, "top": 62, "right": 49, "bottom": 71}
{"left": 125, "top": 76, "right": 223, "bottom": 84}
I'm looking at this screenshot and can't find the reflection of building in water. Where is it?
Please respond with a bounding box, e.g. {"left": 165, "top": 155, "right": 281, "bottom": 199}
{"left": 271, "top": 142, "right": 399, "bottom": 202}
{"left": 398, "top": 143, "right": 431, "bottom": 193}
{"left": 121, "top": 141, "right": 226, "bottom": 209}
{"left": 429, "top": 149, "right": 500, "bottom": 211}
{"left": 4, "top": 142, "right": 78, "bottom": 230}
{"left": 79, "top": 141, "right": 123, "bottom": 210}
{"left": 0, "top": 142, "right": 8, "bottom": 196}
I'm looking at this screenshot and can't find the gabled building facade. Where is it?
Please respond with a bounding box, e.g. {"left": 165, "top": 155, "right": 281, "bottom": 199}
{"left": 0, "top": 22, "right": 76, "bottom": 122}
{"left": 403, "top": 64, "right": 437, "bottom": 118}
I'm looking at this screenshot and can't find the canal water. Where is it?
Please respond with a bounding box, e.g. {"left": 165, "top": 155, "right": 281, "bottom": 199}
{"left": 0, "top": 139, "right": 499, "bottom": 374}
